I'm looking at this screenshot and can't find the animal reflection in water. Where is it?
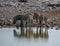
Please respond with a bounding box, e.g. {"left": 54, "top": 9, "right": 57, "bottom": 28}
{"left": 13, "top": 27, "right": 49, "bottom": 39}
{"left": 13, "top": 14, "right": 49, "bottom": 39}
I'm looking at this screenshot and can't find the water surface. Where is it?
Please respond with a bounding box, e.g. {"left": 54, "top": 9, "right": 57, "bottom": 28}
{"left": 0, "top": 27, "right": 60, "bottom": 46}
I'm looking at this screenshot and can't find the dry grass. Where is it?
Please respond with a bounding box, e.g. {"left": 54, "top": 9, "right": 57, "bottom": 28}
{"left": 39, "top": 10, "right": 60, "bottom": 16}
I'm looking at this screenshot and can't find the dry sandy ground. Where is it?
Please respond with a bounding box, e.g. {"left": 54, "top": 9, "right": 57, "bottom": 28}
{"left": 0, "top": 2, "right": 60, "bottom": 26}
